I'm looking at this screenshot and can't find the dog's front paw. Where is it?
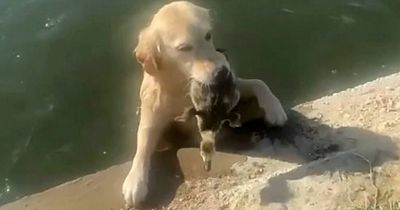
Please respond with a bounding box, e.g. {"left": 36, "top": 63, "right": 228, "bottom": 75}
{"left": 122, "top": 169, "right": 148, "bottom": 208}
{"left": 262, "top": 97, "right": 288, "bottom": 126}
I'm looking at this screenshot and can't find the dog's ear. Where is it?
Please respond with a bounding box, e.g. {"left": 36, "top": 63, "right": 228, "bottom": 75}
{"left": 134, "top": 27, "right": 160, "bottom": 75}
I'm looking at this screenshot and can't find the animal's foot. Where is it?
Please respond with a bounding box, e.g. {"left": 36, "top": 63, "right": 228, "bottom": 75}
{"left": 122, "top": 169, "right": 148, "bottom": 208}
{"left": 262, "top": 97, "right": 287, "bottom": 126}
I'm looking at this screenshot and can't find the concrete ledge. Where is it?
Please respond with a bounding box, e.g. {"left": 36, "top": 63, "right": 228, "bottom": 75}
{"left": 0, "top": 163, "right": 130, "bottom": 210}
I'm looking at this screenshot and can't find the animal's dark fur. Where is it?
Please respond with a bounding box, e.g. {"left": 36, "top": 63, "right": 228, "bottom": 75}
{"left": 185, "top": 76, "right": 240, "bottom": 131}
{"left": 177, "top": 48, "right": 240, "bottom": 132}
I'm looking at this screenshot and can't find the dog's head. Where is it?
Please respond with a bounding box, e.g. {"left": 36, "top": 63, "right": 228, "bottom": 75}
{"left": 134, "top": 1, "right": 232, "bottom": 86}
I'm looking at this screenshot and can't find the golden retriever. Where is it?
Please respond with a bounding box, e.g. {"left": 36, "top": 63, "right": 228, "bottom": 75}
{"left": 122, "top": 1, "right": 287, "bottom": 207}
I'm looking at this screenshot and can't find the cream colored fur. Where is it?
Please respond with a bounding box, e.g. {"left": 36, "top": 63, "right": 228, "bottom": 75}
{"left": 122, "top": 1, "right": 287, "bottom": 207}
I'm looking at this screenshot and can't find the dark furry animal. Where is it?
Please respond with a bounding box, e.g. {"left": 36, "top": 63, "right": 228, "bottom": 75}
{"left": 175, "top": 48, "right": 241, "bottom": 171}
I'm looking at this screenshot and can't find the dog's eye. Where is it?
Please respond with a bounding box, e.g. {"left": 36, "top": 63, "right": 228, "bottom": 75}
{"left": 177, "top": 44, "right": 193, "bottom": 52}
{"left": 205, "top": 32, "right": 211, "bottom": 41}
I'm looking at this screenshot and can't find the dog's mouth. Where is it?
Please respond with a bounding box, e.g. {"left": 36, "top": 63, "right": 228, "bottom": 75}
{"left": 211, "top": 66, "right": 231, "bottom": 85}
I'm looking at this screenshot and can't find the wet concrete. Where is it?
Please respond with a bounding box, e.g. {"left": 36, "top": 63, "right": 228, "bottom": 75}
{"left": 0, "top": 162, "right": 130, "bottom": 210}
{"left": 0, "top": 148, "right": 248, "bottom": 210}
{"left": 177, "top": 148, "right": 247, "bottom": 180}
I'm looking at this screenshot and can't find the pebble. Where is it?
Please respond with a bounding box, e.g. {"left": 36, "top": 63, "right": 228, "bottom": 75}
{"left": 307, "top": 187, "right": 314, "bottom": 193}
{"left": 219, "top": 203, "right": 229, "bottom": 210}
{"left": 395, "top": 102, "right": 400, "bottom": 110}
{"left": 212, "top": 183, "right": 219, "bottom": 189}
{"left": 379, "top": 121, "right": 395, "bottom": 130}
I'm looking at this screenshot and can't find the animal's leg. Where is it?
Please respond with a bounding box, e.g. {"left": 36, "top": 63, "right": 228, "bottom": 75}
{"left": 237, "top": 78, "right": 287, "bottom": 126}
{"left": 122, "top": 107, "right": 168, "bottom": 208}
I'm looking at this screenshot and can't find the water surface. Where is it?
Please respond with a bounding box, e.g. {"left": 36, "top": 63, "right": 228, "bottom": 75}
{"left": 1, "top": 0, "right": 399, "bottom": 205}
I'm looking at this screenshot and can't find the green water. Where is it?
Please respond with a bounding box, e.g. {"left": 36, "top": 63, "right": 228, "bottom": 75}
{"left": 1, "top": 0, "right": 400, "bottom": 205}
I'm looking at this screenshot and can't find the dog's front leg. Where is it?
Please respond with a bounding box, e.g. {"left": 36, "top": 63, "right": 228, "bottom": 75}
{"left": 122, "top": 107, "right": 167, "bottom": 208}
{"left": 237, "top": 78, "right": 287, "bottom": 126}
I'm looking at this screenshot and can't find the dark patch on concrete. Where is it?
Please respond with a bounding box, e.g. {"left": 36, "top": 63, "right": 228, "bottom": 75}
{"left": 177, "top": 148, "right": 247, "bottom": 180}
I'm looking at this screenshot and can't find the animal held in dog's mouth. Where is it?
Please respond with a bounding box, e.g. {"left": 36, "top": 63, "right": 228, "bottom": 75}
{"left": 175, "top": 64, "right": 241, "bottom": 171}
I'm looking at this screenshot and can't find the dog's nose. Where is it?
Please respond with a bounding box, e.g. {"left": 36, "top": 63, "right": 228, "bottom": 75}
{"left": 212, "top": 66, "right": 230, "bottom": 84}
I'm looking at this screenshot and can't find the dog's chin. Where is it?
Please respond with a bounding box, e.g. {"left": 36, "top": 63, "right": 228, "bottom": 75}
{"left": 191, "top": 67, "right": 235, "bottom": 86}
{"left": 191, "top": 74, "right": 214, "bottom": 86}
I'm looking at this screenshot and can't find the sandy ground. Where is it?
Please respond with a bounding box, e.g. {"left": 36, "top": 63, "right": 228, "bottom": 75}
{"left": 1, "top": 72, "right": 399, "bottom": 210}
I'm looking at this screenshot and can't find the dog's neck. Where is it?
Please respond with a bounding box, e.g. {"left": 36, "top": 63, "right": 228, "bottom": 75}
{"left": 149, "top": 67, "right": 189, "bottom": 94}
